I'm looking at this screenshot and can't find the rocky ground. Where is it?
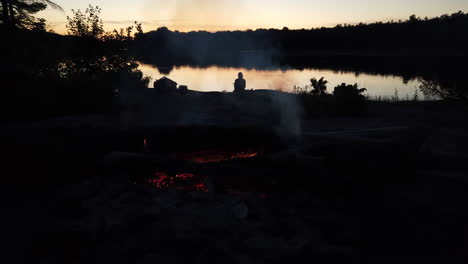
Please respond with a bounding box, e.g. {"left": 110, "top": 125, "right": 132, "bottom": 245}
{"left": 2, "top": 91, "right": 468, "bottom": 263}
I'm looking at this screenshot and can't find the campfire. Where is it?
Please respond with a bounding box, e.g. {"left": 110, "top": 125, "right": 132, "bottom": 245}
{"left": 148, "top": 172, "right": 209, "bottom": 192}
{"left": 147, "top": 149, "right": 260, "bottom": 192}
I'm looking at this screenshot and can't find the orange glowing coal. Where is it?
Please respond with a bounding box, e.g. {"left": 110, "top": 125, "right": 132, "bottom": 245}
{"left": 173, "top": 151, "right": 258, "bottom": 164}
{"left": 148, "top": 172, "right": 208, "bottom": 192}
{"left": 146, "top": 149, "right": 258, "bottom": 192}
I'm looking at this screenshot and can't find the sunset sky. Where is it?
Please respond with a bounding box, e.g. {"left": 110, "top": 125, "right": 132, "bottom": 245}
{"left": 39, "top": 0, "right": 468, "bottom": 34}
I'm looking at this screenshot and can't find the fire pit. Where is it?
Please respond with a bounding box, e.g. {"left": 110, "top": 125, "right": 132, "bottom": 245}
{"left": 107, "top": 126, "right": 329, "bottom": 194}
{"left": 148, "top": 172, "right": 208, "bottom": 192}
{"left": 147, "top": 149, "right": 261, "bottom": 192}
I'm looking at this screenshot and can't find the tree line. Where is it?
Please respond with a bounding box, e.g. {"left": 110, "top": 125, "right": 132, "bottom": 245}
{"left": 135, "top": 11, "right": 468, "bottom": 64}
{"left": 133, "top": 11, "right": 468, "bottom": 101}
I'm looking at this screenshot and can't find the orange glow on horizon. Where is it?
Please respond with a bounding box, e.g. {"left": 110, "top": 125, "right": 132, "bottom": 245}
{"left": 39, "top": 0, "right": 468, "bottom": 35}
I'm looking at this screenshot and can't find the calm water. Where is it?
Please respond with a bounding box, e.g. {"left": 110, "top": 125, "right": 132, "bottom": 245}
{"left": 138, "top": 62, "right": 428, "bottom": 100}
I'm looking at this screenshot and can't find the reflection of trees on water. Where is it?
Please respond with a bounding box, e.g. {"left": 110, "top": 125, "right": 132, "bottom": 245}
{"left": 135, "top": 11, "right": 468, "bottom": 101}
{"left": 157, "top": 65, "right": 174, "bottom": 75}
{"left": 143, "top": 59, "right": 467, "bottom": 101}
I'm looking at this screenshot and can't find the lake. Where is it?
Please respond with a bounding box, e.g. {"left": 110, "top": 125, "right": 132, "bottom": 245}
{"left": 138, "top": 62, "right": 430, "bottom": 100}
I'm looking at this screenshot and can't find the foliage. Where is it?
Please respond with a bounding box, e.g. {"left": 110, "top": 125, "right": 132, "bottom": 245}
{"left": 60, "top": 6, "right": 149, "bottom": 114}
{"left": 333, "top": 83, "right": 367, "bottom": 97}
{"left": 107, "top": 22, "right": 143, "bottom": 41}
{"left": 292, "top": 77, "right": 328, "bottom": 96}
{"left": 1, "top": 5, "right": 149, "bottom": 121}
{"left": 64, "top": 5, "right": 146, "bottom": 79}
{"left": 333, "top": 83, "right": 368, "bottom": 115}
{"left": 31, "top": 17, "right": 45, "bottom": 30}
{"left": 66, "top": 5, "right": 143, "bottom": 42}
{"left": 311, "top": 77, "right": 328, "bottom": 95}
{"left": 0, "top": 0, "right": 62, "bottom": 29}
{"left": 66, "top": 5, "right": 104, "bottom": 39}
{"left": 294, "top": 80, "right": 368, "bottom": 117}
{"left": 292, "top": 85, "right": 310, "bottom": 95}
{"left": 419, "top": 77, "right": 468, "bottom": 101}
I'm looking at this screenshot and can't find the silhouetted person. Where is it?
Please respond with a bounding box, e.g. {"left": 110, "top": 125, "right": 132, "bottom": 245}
{"left": 234, "top": 72, "right": 246, "bottom": 93}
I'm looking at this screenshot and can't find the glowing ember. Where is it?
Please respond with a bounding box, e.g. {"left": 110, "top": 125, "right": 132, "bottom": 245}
{"left": 173, "top": 151, "right": 258, "bottom": 164}
{"left": 176, "top": 173, "right": 195, "bottom": 179}
{"left": 148, "top": 172, "right": 208, "bottom": 192}
{"left": 194, "top": 183, "right": 208, "bottom": 192}
{"left": 149, "top": 172, "right": 174, "bottom": 188}
{"left": 145, "top": 148, "right": 259, "bottom": 192}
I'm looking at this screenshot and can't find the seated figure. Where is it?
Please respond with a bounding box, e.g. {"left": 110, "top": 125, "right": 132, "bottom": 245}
{"left": 234, "top": 72, "right": 246, "bottom": 93}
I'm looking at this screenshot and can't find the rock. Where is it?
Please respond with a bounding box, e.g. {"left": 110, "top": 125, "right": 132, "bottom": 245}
{"left": 178, "top": 85, "right": 189, "bottom": 95}
{"left": 153, "top": 76, "right": 178, "bottom": 94}
{"left": 231, "top": 201, "right": 249, "bottom": 220}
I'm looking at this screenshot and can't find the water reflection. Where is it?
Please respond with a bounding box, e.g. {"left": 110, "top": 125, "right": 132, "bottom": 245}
{"left": 138, "top": 62, "right": 427, "bottom": 99}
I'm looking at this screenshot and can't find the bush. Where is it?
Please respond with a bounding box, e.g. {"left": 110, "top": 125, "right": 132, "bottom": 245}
{"left": 1, "top": 64, "right": 149, "bottom": 121}
{"left": 1, "top": 6, "right": 149, "bottom": 122}
{"left": 333, "top": 83, "right": 368, "bottom": 115}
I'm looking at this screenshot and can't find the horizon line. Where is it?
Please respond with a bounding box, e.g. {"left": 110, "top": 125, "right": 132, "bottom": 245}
{"left": 44, "top": 10, "right": 466, "bottom": 35}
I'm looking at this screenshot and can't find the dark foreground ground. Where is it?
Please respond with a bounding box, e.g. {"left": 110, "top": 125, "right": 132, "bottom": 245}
{"left": 2, "top": 91, "right": 468, "bottom": 263}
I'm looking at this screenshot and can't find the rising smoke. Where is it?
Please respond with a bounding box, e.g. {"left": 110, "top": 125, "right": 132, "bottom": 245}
{"left": 142, "top": 0, "right": 247, "bottom": 31}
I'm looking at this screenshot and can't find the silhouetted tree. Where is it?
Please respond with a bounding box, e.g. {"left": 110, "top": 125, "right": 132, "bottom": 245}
{"left": 311, "top": 77, "right": 328, "bottom": 96}
{"left": 31, "top": 16, "right": 45, "bottom": 30}
{"left": 67, "top": 5, "right": 104, "bottom": 39}
{"left": 409, "top": 14, "right": 419, "bottom": 22}
{"left": 67, "top": 5, "right": 143, "bottom": 42}
{"left": 1, "top": 0, "right": 9, "bottom": 24}
{"left": 1, "top": 4, "right": 149, "bottom": 120}
{"left": 135, "top": 11, "right": 468, "bottom": 66}
{"left": 0, "top": 0, "right": 62, "bottom": 28}
{"left": 419, "top": 77, "right": 468, "bottom": 101}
